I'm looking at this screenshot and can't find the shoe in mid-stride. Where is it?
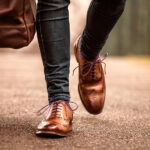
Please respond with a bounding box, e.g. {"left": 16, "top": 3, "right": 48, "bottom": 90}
{"left": 73, "top": 36, "right": 106, "bottom": 115}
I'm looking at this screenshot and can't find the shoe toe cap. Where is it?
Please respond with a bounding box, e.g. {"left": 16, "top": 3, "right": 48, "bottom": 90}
{"left": 84, "top": 94, "right": 105, "bottom": 114}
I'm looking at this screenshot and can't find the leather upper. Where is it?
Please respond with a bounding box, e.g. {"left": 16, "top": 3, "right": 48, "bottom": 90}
{"left": 36, "top": 100, "right": 73, "bottom": 136}
{"left": 74, "top": 36, "right": 106, "bottom": 114}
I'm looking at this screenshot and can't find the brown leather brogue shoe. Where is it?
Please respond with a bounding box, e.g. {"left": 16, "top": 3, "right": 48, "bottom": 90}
{"left": 36, "top": 100, "right": 73, "bottom": 137}
{"left": 73, "top": 36, "right": 106, "bottom": 114}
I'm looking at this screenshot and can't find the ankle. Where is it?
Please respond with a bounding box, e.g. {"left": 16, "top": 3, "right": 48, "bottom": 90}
{"left": 80, "top": 50, "right": 99, "bottom": 61}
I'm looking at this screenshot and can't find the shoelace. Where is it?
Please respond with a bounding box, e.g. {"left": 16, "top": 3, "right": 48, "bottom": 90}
{"left": 72, "top": 53, "right": 108, "bottom": 79}
{"left": 36, "top": 100, "right": 78, "bottom": 120}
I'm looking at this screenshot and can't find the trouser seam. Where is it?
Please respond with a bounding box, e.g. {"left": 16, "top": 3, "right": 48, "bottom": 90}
{"left": 38, "top": 16, "right": 47, "bottom": 68}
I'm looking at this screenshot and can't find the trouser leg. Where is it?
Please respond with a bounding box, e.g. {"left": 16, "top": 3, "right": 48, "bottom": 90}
{"left": 36, "top": 0, "right": 70, "bottom": 102}
{"left": 81, "top": 0, "right": 126, "bottom": 60}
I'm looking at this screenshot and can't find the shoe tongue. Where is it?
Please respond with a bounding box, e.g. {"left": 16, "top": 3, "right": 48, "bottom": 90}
{"left": 50, "top": 102, "right": 63, "bottom": 118}
{"left": 81, "top": 51, "right": 99, "bottom": 61}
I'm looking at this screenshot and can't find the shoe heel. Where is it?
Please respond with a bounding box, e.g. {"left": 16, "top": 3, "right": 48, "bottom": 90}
{"left": 74, "top": 36, "right": 81, "bottom": 63}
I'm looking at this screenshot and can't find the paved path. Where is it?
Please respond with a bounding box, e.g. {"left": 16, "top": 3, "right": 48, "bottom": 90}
{"left": 0, "top": 52, "right": 150, "bottom": 150}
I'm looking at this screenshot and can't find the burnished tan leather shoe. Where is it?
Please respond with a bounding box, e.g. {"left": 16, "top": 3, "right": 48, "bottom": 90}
{"left": 73, "top": 36, "right": 106, "bottom": 114}
{"left": 36, "top": 100, "right": 74, "bottom": 137}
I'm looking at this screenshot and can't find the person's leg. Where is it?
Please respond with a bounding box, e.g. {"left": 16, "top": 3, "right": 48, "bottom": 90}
{"left": 36, "top": 0, "right": 74, "bottom": 137}
{"left": 36, "top": 0, "right": 70, "bottom": 102}
{"left": 81, "top": 0, "right": 126, "bottom": 60}
{"left": 73, "top": 0, "right": 126, "bottom": 114}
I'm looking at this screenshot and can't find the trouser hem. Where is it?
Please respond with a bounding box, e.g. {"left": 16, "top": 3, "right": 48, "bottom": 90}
{"left": 48, "top": 94, "right": 70, "bottom": 102}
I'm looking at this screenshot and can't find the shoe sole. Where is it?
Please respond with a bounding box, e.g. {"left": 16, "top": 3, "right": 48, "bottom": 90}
{"left": 36, "top": 130, "right": 72, "bottom": 137}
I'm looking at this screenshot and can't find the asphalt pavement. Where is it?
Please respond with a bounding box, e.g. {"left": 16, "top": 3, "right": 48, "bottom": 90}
{"left": 0, "top": 52, "right": 150, "bottom": 150}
